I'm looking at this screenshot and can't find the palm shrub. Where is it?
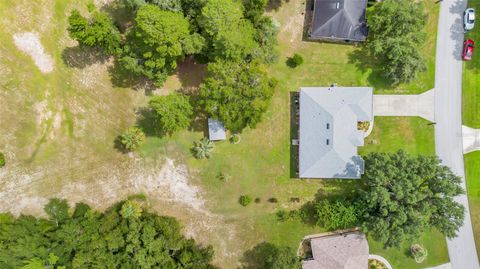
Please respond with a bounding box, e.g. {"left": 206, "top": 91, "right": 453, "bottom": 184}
{"left": 192, "top": 138, "right": 214, "bottom": 159}
{"left": 120, "top": 127, "right": 146, "bottom": 151}
{"left": 0, "top": 152, "right": 5, "bottom": 168}
{"left": 411, "top": 244, "right": 428, "bottom": 263}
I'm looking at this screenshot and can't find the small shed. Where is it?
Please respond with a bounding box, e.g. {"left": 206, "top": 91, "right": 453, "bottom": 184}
{"left": 208, "top": 118, "right": 226, "bottom": 141}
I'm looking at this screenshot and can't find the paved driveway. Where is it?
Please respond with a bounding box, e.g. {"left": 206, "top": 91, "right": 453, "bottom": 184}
{"left": 434, "top": 1, "right": 479, "bottom": 268}
{"left": 373, "top": 89, "right": 434, "bottom": 121}
{"left": 462, "top": 126, "right": 480, "bottom": 153}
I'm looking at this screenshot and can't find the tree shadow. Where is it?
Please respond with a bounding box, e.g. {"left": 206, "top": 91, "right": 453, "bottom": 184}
{"left": 239, "top": 242, "right": 286, "bottom": 269}
{"left": 176, "top": 56, "right": 207, "bottom": 93}
{"left": 107, "top": 59, "right": 157, "bottom": 95}
{"left": 135, "top": 107, "right": 161, "bottom": 137}
{"left": 99, "top": 0, "right": 135, "bottom": 33}
{"left": 62, "top": 46, "right": 110, "bottom": 68}
{"left": 347, "top": 45, "right": 392, "bottom": 89}
{"left": 266, "top": 0, "right": 291, "bottom": 11}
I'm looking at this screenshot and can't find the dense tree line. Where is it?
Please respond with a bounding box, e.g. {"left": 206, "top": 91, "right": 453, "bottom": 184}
{"left": 67, "top": 0, "right": 278, "bottom": 134}
{"left": 302, "top": 151, "right": 465, "bottom": 248}
{"left": 368, "top": 0, "right": 427, "bottom": 84}
{"left": 0, "top": 199, "right": 216, "bottom": 269}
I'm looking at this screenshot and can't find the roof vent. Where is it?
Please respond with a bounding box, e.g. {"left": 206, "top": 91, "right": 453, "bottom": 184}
{"left": 326, "top": 139, "right": 330, "bottom": 145}
{"left": 336, "top": 2, "right": 340, "bottom": 9}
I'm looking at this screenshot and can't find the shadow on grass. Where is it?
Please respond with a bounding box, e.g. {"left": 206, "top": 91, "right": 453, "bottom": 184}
{"left": 347, "top": 46, "right": 392, "bottom": 89}
{"left": 62, "top": 46, "right": 110, "bottom": 68}
{"left": 239, "top": 242, "right": 297, "bottom": 269}
{"left": 266, "top": 0, "right": 291, "bottom": 11}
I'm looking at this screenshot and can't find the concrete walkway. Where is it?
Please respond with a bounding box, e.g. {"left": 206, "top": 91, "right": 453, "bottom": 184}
{"left": 425, "top": 263, "right": 452, "bottom": 269}
{"left": 373, "top": 89, "right": 435, "bottom": 121}
{"left": 463, "top": 125, "right": 480, "bottom": 154}
{"left": 434, "top": 0, "right": 480, "bottom": 268}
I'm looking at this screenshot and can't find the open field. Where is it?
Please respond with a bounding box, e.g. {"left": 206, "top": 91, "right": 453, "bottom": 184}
{"left": 0, "top": 0, "right": 445, "bottom": 268}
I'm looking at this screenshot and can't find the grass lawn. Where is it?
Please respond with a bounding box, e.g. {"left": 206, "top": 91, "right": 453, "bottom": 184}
{"left": 463, "top": 0, "right": 480, "bottom": 261}
{"left": 463, "top": 0, "right": 480, "bottom": 128}
{"left": 465, "top": 152, "right": 480, "bottom": 260}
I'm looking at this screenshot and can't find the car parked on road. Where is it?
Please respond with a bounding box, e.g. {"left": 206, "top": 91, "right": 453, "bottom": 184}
{"left": 463, "top": 39, "right": 475, "bottom": 61}
{"left": 464, "top": 8, "right": 475, "bottom": 31}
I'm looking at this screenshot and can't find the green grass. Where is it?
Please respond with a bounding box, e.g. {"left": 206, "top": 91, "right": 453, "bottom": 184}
{"left": 465, "top": 152, "right": 480, "bottom": 260}
{"left": 369, "top": 229, "right": 449, "bottom": 269}
{"left": 360, "top": 117, "right": 436, "bottom": 156}
{"left": 463, "top": 0, "right": 480, "bottom": 127}
{"left": 463, "top": 1, "right": 480, "bottom": 262}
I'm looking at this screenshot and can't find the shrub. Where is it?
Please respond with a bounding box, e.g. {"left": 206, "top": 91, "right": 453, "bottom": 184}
{"left": 357, "top": 121, "right": 370, "bottom": 132}
{"left": 230, "top": 134, "right": 241, "bottom": 144}
{"left": 149, "top": 93, "right": 193, "bottom": 135}
{"left": 313, "top": 199, "right": 358, "bottom": 230}
{"left": 276, "top": 209, "right": 288, "bottom": 221}
{"left": 411, "top": 244, "right": 428, "bottom": 263}
{"left": 239, "top": 195, "right": 252, "bottom": 206}
{"left": 268, "top": 197, "right": 278, "bottom": 203}
{"left": 254, "top": 197, "right": 261, "bottom": 203}
{"left": 120, "top": 127, "right": 146, "bottom": 151}
{"left": 287, "top": 53, "right": 304, "bottom": 68}
{"left": 192, "top": 138, "right": 215, "bottom": 159}
{"left": 0, "top": 152, "right": 5, "bottom": 168}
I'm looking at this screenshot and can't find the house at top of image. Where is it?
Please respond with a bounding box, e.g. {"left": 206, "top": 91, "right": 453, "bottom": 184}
{"left": 309, "top": 0, "right": 368, "bottom": 42}
{"left": 298, "top": 87, "right": 373, "bottom": 179}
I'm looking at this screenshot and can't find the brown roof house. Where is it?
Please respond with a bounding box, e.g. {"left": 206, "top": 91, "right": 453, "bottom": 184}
{"left": 302, "top": 232, "right": 369, "bottom": 269}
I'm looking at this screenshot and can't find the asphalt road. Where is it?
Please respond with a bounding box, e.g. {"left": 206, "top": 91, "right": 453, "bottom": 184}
{"left": 434, "top": 1, "right": 480, "bottom": 268}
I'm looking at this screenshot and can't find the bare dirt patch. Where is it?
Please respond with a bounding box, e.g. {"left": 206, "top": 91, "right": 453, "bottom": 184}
{"left": 13, "top": 32, "right": 54, "bottom": 73}
{"left": 158, "top": 56, "right": 207, "bottom": 95}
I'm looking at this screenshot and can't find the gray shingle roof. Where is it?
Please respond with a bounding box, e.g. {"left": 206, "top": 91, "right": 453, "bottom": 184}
{"left": 299, "top": 87, "right": 373, "bottom": 179}
{"left": 208, "top": 118, "right": 226, "bottom": 141}
{"left": 310, "top": 0, "right": 368, "bottom": 42}
{"left": 302, "top": 232, "right": 369, "bottom": 269}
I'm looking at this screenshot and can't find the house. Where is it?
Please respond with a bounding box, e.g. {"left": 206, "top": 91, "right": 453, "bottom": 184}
{"left": 208, "top": 118, "right": 226, "bottom": 141}
{"left": 298, "top": 87, "right": 373, "bottom": 179}
{"left": 309, "top": 0, "right": 368, "bottom": 42}
{"left": 302, "top": 232, "right": 369, "bottom": 269}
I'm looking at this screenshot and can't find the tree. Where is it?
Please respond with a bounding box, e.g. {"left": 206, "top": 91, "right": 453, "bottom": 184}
{"left": 252, "top": 17, "right": 279, "bottom": 64}
{"left": 199, "top": 60, "right": 275, "bottom": 132}
{"left": 367, "top": 0, "right": 427, "bottom": 84}
{"left": 242, "top": 0, "right": 268, "bottom": 23}
{"left": 149, "top": 92, "right": 193, "bottom": 134}
{"left": 358, "top": 150, "right": 465, "bottom": 248}
{"left": 241, "top": 242, "right": 301, "bottom": 269}
{"left": 121, "top": 0, "right": 183, "bottom": 11}
{"left": 192, "top": 138, "right": 215, "bottom": 159}
{"left": 0, "top": 152, "right": 5, "bottom": 167}
{"left": 120, "top": 4, "right": 199, "bottom": 86}
{"left": 198, "top": 0, "right": 257, "bottom": 60}
{"left": 0, "top": 198, "right": 217, "bottom": 269}
{"left": 44, "top": 198, "right": 70, "bottom": 227}
{"left": 120, "top": 200, "right": 142, "bottom": 219}
{"left": 67, "top": 9, "right": 121, "bottom": 55}
{"left": 120, "top": 127, "right": 146, "bottom": 151}
{"left": 312, "top": 199, "right": 358, "bottom": 230}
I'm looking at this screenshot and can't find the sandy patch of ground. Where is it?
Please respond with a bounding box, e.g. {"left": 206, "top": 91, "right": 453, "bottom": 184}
{"left": 157, "top": 56, "right": 207, "bottom": 95}
{"left": 13, "top": 32, "right": 54, "bottom": 73}
{"left": 0, "top": 157, "right": 242, "bottom": 268}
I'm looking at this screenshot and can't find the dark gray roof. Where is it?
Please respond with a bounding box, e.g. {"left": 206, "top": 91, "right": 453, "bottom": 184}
{"left": 208, "top": 118, "right": 226, "bottom": 141}
{"left": 310, "top": 0, "right": 368, "bottom": 41}
{"left": 299, "top": 87, "right": 373, "bottom": 179}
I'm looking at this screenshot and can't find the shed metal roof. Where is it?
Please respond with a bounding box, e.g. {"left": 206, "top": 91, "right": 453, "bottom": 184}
{"left": 208, "top": 118, "right": 226, "bottom": 141}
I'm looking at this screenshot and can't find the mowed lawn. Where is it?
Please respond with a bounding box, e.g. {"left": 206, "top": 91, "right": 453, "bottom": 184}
{"left": 463, "top": 0, "right": 480, "bottom": 261}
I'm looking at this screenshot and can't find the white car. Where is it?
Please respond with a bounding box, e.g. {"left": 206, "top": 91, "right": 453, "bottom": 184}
{"left": 464, "top": 8, "right": 475, "bottom": 31}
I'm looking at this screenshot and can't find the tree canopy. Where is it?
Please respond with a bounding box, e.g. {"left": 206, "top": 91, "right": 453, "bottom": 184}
{"left": 199, "top": 60, "right": 275, "bottom": 132}
{"left": 368, "top": 0, "right": 427, "bottom": 84}
{"left": 120, "top": 4, "right": 201, "bottom": 86}
{"left": 241, "top": 242, "right": 301, "bottom": 269}
{"left": 358, "top": 150, "right": 465, "bottom": 247}
{"left": 149, "top": 92, "right": 193, "bottom": 134}
{"left": 67, "top": 9, "right": 121, "bottom": 55}
{"left": 0, "top": 198, "right": 216, "bottom": 269}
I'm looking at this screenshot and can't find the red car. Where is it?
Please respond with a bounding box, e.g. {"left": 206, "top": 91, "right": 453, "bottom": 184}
{"left": 463, "top": 39, "right": 475, "bottom": 61}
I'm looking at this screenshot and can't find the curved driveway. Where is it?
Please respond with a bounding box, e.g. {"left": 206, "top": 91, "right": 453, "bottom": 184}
{"left": 434, "top": 1, "right": 479, "bottom": 268}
